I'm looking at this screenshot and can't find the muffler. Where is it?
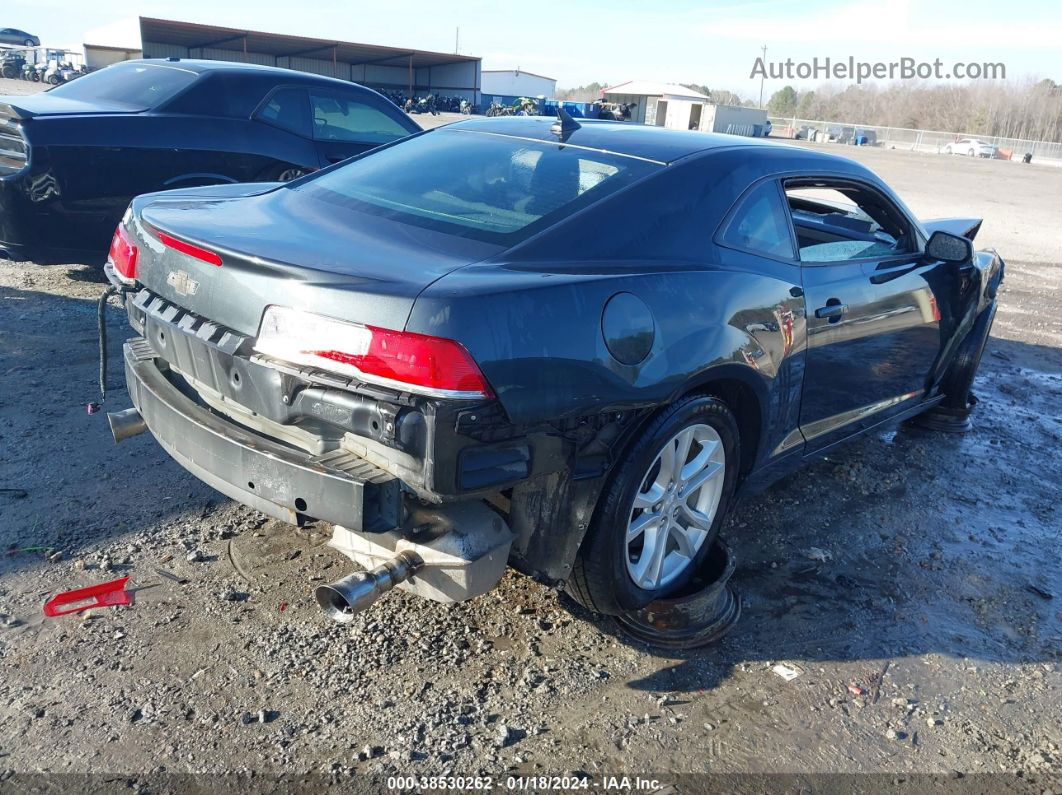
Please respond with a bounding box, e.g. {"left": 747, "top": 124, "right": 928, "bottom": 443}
{"left": 107, "top": 407, "right": 148, "bottom": 443}
{"left": 315, "top": 550, "right": 423, "bottom": 622}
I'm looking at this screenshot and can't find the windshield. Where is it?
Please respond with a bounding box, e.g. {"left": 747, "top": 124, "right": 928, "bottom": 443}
{"left": 47, "top": 62, "right": 198, "bottom": 111}
{"left": 297, "top": 128, "right": 661, "bottom": 244}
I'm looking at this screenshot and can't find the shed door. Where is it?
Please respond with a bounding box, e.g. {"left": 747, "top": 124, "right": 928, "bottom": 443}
{"left": 655, "top": 100, "right": 668, "bottom": 126}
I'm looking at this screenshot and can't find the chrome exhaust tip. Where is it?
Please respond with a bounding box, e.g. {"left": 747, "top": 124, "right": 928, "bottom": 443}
{"left": 107, "top": 407, "right": 147, "bottom": 443}
{"left": 315, "top": 550, "right": 423, "bottom": 622}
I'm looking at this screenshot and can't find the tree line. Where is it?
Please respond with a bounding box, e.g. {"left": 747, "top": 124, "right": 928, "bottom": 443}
{"left": 767, "top": 80, "right": 1062, "bottom": 142}
{"left": 556, "top": 79, "right": 1062, "bottom": 143}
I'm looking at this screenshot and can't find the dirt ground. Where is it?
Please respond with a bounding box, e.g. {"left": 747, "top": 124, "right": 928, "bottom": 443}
{"left": 0, "top": 112, "right": 1059, "bottom": 790}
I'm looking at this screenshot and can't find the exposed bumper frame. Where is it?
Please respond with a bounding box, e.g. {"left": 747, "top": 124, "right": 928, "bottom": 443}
{"left": 122, "top": 339, "right": 397, "bottom": 528}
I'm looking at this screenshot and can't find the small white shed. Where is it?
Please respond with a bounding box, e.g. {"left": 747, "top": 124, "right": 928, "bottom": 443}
{"left": 602, "top": 81, "right": 709, "bottom": 127}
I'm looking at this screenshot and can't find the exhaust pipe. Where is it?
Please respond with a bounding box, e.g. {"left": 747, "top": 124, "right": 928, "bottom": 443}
{"left": 107, "top": 407, "right": 148, "bottom": 443}
{"left": 315, "top": 550, "right": 423, "bottom": 622}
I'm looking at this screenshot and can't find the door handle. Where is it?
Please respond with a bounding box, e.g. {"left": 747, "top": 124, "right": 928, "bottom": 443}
{"left": 815, "top": 301, "right": 848, "bottom": 321}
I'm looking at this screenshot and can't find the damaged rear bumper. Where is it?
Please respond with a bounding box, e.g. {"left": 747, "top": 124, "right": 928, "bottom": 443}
{"left": 122, "top": 338, "right": 401, "bottom": 529}
{"left": 121, "top": 337, "right": 517, "bottom": 611}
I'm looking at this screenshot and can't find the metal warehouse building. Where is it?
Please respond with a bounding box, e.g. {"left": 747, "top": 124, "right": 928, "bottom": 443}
{"left": 480, "top": 69, "right": 556, "bottom": 99}
{"left": 83, "top": 17, "right": 482, "bottom": 103}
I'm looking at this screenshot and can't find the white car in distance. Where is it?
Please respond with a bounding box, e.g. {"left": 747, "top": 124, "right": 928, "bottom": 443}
{"left": 943, "top": 138, "right": 997, "bottom": 158}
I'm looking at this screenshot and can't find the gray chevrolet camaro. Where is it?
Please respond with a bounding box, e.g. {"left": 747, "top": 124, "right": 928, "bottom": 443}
{"left": 102, "top": 116, "right": 1003, "bottom": 621}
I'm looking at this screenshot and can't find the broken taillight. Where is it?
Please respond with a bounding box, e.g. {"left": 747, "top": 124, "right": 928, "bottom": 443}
{"left": 254, "top": 306, "right": 494, "bottom": 399}
{"left": 107, "top": 225, "right": 138, "bottom": 283}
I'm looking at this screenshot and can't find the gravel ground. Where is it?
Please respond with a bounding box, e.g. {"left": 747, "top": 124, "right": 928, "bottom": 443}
{"left": 0, "top": 110, "right": 1059, "bottom": 790}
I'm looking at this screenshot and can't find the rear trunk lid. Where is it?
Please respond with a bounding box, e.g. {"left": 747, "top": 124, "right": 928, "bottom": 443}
{"left": 0, "top": 94, "right": 142, "bottom": 119}
{"left": 130, "top": 185, "right": 501, "bottom": 336}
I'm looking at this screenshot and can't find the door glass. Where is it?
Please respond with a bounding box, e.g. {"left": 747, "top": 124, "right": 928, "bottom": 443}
{"left": 256, "top": 87, "right": 310, "bottom": 138}
{"left": 785, "top": 184, "right": 915, "bottom": 263}
{"left": 309, "top": 93, "right": 410, "bottom": 145}
{"left": 720, "top": 181, "right": 795, "bottom": 260}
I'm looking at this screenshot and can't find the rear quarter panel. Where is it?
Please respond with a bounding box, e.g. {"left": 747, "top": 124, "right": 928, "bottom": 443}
{"left": 407, "top": 260, "right": 806, "bottom": 469}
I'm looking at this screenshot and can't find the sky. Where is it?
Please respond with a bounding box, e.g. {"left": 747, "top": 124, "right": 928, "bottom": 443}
{"left": 6, "top": 0, "right": 1061, "bottom": 99}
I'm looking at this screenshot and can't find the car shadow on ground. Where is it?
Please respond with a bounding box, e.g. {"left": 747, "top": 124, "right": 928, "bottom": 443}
{"left": 1, "top": 283, "right": 1060, "bottom": 688}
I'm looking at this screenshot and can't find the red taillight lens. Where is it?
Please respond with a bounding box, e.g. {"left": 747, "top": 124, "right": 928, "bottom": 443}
{"left": 254, "top": 307, "right": 493, "bottom": 399}
{"left": 107, "top": 225, "right": 138, "bottom": 283}
{"left": 156, "top": 231, "right": 222, "bottom": 266}
{"left": 315, "top": 326, "right": 492, "bottom": 396}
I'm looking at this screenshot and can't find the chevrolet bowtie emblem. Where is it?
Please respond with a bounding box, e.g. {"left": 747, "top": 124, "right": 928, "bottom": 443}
{"left": 166, "top": 270, "right": 199, "bottom": 296}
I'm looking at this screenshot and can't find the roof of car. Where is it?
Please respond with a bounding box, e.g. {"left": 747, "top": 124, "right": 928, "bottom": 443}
{"left": 133, "top": 58, "right": 365, "bottom": 89}
{"left": 442, "top": 117, "right": 867, "bottom": 170}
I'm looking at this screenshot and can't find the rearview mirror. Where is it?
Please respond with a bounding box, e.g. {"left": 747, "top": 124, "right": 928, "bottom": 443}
{"left": 925, "top": 230, "right": 973, "bottom": 265}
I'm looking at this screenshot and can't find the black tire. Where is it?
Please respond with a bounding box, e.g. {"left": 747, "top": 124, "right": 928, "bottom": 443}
{"left": 939, "top": 301, "right": 997, "bottom": 411}
{"left": 24, "top": 39, "right": 35, "bottom": 47}
{"left": 567, "top": 394, "right": 740, "bottom": 616}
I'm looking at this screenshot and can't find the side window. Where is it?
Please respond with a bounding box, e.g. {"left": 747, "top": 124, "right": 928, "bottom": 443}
{"left": 720, "top": 180, "right": 795, "bottom": 260}
{"left": 784, "top": 182, "right": 915, "bottom": 263}
{"left": 255, "top": 88, "right": 311, "bottom": 138}
{"left": 309, "top": 92, "right": 410, "bottom": 145}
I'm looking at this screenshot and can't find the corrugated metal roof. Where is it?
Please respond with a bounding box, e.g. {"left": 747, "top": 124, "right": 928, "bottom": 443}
{"left": 603, "top": 80, "right": 708, "bottom": 99}
{"left": 138, "top": 17, "right": 479, "bottom": 69}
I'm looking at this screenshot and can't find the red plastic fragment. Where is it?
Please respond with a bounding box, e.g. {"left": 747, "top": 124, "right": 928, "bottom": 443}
{"left": 847, "top": 684, "right": 866, "bottom": 696}
{"left": 279, "top": 602, "right": 289, "bottom": 613}
{"left": 43, "top": 577, "right": 132, "bottom": 617}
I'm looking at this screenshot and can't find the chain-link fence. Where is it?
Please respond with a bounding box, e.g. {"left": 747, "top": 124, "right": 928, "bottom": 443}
{"left": 768, "top": 116, "right": 1062, "bottom": 166}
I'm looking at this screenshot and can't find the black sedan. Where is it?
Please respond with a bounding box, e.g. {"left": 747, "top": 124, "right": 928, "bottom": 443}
{"left": 0, "top": 58, "right": 420, "bottom": 264}
{"left": 101, "top": 116, "right": 1003, "bottom": 620}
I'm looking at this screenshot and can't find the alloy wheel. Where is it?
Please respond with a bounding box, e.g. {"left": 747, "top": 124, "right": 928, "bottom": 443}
{"left": 625, "top": 423, "right": 726, "bottom": 590}
{"left": 277, "top": 168, "right": 308, "bottom": 182}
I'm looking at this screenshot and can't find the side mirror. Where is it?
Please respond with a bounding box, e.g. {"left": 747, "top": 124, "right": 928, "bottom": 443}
{"left": 925, "top": 230, "right": 973, "bottom": 265}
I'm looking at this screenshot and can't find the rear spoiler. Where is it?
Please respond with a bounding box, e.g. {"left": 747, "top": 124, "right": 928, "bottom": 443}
{"left": 922, "top": 217, "right": 982, "bottom": 242}
{"left": 0, "top": 101, "right": 33, "bottom": 122}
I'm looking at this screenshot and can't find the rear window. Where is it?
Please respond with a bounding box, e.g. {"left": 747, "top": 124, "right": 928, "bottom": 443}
{"left": 47, "top": 63, "right": 198, "bottom": 111}
{"left": 297, "top": 129, "right": 660, "bottom": 244}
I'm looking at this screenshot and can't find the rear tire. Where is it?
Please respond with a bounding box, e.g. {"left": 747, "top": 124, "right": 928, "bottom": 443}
{"left": 567, "top": 395, "right": 740, "bottom": 616}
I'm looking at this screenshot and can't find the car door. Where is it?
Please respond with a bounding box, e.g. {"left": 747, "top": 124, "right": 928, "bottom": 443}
{"left": 786, "top": 178, "right": 955, "bottom": 452}
{"left": 0, "top": 29, "right": 14, "bottom": 45}
{"left": 308, "top": 89, "right": 415, "bottom": 167}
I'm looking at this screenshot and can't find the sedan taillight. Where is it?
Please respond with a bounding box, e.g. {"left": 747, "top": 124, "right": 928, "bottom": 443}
{"left": 254, "top": 306, "right": 493, "bottom": 399}
{"left": 107, "top": 225, "right": 138, "bottom": 283}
